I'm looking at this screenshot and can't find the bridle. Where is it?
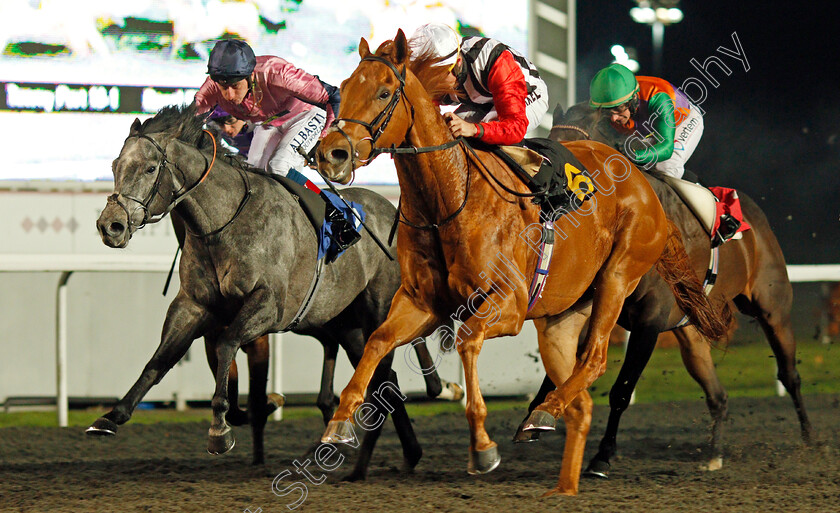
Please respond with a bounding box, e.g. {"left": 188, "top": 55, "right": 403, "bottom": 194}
{"left": 329, "top": 55, "right": 468, "bottom": 231}
{"left": 107, "top": 129, "right": 250, "bottom": 238}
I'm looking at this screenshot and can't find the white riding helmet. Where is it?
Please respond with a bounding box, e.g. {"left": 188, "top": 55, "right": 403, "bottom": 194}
{"left": 408, "top": 23, "right": 461, "bottom": 68}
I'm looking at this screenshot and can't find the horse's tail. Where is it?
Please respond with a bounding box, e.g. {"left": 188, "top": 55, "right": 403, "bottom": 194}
{"left": 655, "top": 220, "right": 733, "bottom": 341}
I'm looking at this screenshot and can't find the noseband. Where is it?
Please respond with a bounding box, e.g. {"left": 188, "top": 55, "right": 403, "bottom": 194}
{"left": 108, "top": 130, "right": 218, "bottom": 233}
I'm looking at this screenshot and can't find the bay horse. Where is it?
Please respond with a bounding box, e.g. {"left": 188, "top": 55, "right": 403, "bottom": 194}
{"left": 315, "top": 30, "right": 730, "bottom": 496}
{"left": 88, "top": 103, "right": 432, "bottom": 479}
{"left": 515, "top": 102, "right": 813, "bottom": 476}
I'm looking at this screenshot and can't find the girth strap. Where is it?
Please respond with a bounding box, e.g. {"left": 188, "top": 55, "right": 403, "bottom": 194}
{"left": 527, "top": 221, "right": 556, "bottom": 311}
{"left": 282, "top": 257, "right": 325, "bottom": 332}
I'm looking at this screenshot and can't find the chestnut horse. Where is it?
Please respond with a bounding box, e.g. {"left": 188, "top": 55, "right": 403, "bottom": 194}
{"left": 512, "top": 102, "right": 813, "bottom": 476}
{"left": 315, "top": 30, "right": 731, "bottom": 496}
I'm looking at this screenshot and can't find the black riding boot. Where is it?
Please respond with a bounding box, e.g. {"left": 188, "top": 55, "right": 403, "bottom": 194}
{"left": 712, "top": 213, "right": 741, "bottom": 247}
{"left": 322, "top": 194, "right": 361, "bottom": 252}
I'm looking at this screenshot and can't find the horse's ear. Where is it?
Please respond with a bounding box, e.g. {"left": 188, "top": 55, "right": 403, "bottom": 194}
{"left": 358, "top": 37, "right": 371, "bottom": 59}
{"left": 393, "top": 29, "right": 408, "bottom": 63}
{"left": 129, "top": 118, "right": 142, "bottom": 135}
{"left": 552, "top": 103, "right": 565, "bottom": 125}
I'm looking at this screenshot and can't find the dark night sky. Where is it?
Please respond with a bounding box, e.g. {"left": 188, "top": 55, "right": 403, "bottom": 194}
{"left": 574, "top": 1, "right": 840, "bottom": 264}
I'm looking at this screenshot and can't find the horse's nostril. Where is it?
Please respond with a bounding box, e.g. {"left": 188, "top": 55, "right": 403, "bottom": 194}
{"left": 329, "top": 148, "right": 349, "bottom": 163}
{"left": 109, "top": 222, "right": 125, "bottom": 235}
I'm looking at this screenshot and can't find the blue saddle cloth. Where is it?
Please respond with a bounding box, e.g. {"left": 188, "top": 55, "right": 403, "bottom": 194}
{"left": 318, "top": 191, "right": 365, "bottom": 262}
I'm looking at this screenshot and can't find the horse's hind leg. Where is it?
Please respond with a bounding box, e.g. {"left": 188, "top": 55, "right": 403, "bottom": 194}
{"left": 322, "top": 289, "right": 438, "bottom": 441}
{"left": 87, "top": 295, "right": 212, "bottom": 436}
{"left": 411, "top": 339, "right": 443, "bottom": 398}
{"left": 553, "top": 390, "right": 594, "bottom": 497}
{"left": 243, "top": 335, "right": 280, "bottom": 465}
{"left": 672, "top": 325, "right": 728, "bottom": 471}
{"left": 585, "top": 323, "right": 662, "bottom": 478}
{"left": 411, "top": 336, "right": 464, "bottom": 401}
{"left": 735, "top": 282, "right": 814, "bottom": 444}
{"left": 344, "top": 362, "right": 422, "bottom": 481}
{"left": 316, "top": 337, "right": 340, "bottom": 425}
{"left": 331, "top": 326, "right": 421, "bottom": 481}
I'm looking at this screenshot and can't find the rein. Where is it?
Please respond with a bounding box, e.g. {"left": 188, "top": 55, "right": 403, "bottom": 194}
{"left": 110, "top": 129, "right": 251, "bottom": 238}
{"left": 551, "top": 124, "right": 591, "bottom": 140}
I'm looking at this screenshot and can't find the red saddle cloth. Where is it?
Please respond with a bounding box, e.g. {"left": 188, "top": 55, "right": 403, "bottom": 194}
{"left": 708, "top": 186, "right": 751, "bottom": 235}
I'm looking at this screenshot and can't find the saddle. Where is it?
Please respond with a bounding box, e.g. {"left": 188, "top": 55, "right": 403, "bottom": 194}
{"left": 475, "top": 138, "right": 596, "bottom": 217}
{"left": 273, "top": 174, "right": 326, "bottom": 232}
{"left": 658, "top": 174, "right": 750, "bottom": 247}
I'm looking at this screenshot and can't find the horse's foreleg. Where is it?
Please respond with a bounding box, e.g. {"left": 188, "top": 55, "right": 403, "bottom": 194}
{"left": 87, "top": 295, "right": 213, "bottom": 436}
{"left": 456, "top": 321, "right": 501, "bottom": 475}
{"left": 322, "top": 289, "right": 437, "bottom": 444}
{"left": 523, "top": 308, "right": 590, "bottom": 431}
{"left": 344, "top": 364, "right": 422, "bottom": 481}
{"left": 534, "top": 244, "right": 651, "bottom": 421}
{"left": 673, "top": 326, "right": 728, "bottom": 471}
{"left": 204, "top": 329, "right": 248, "bottom": 426}
{"left": 544, "top": 390, "right": 593, "bottom": 497}
{"left": 515, "top": 307, "right": 590, "bottom": 442}
{"left": 207, "top": 289, "right": 276, "bottom": 456}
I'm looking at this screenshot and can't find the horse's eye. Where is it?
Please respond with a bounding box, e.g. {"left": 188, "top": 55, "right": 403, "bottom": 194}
{"left": 379, "top": 90, "right": 390, "bottom": 100}
{"left": 145, "top": 166, "right": 156, "bottom": 174}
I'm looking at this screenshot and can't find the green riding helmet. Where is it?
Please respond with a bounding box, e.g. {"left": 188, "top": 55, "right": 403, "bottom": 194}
{"left": 589, "top": 63, "right": 639, "bottom": 109}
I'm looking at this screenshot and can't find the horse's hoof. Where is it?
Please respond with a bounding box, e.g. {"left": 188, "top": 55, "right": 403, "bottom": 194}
{"left": 267, "top": 393, "right": 285, "bottom": 408}
{"left": 341, "top": 470, "right": 366, "bottom": 482}
{"left": 265, "top": 393, "right": 285, "bottom": 416}
{"left": 321, "top": 420, "right": 357, "bottom": 445}
{"left": 583, "top": 459, "right": 610, "bottom": 479}
{"left": 541, "top": 486, "right": 577, "bottom": 497}
{"left": 207, "top": 427, "right": 235, "bottom": 455}
{"left": 699, "top": 456, "right": 723, "bottom": 471}
{"left": 467, "top": 444, "right": 501, "bottom": 475}
{"left": 86, "top": 417, "right": 118, "bottom": 437}
{"left": 512, "top": 421, "right": 542, "bottom": 443}
{"left": 402, "top": 444, "right": 423, "bottom": 472}
{"left": 521, "top": 410, "right": 556, "bottom": 432}
{"left": 437, "top": 381, "right": 465, "bottom": 401}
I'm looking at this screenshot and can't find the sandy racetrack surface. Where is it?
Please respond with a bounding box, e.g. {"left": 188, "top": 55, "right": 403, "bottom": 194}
{"left": 2, "top": 395, "right": 839, "bottom": 512}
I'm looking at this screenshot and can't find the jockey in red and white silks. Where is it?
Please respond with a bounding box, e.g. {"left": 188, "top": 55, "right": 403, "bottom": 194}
{"left": 409, "top": 23, "right": 549, "bottom": 145}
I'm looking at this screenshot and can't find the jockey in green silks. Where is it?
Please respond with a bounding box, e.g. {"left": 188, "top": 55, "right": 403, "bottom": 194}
{"left": 590, "top": 63, "right": 704, "bottom": 181}
{"left": 590, "top": 63, "right": 743, "bottom": 245}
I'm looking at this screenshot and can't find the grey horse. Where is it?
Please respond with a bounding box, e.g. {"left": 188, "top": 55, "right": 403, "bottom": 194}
{"left": 87, "top": 103, "right": 438, "bottom": 478}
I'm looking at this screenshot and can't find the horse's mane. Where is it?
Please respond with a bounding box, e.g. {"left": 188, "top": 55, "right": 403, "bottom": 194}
{"left": 138, "top": 103, "right": 219, "bottom": 153}
{"left": 375, "top": 40, "right": 459, "bottom": 101}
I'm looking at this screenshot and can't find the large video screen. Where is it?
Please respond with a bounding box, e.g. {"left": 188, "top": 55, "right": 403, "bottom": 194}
{"left": 0, "top": 0, "right": 527, "bottom": 183}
